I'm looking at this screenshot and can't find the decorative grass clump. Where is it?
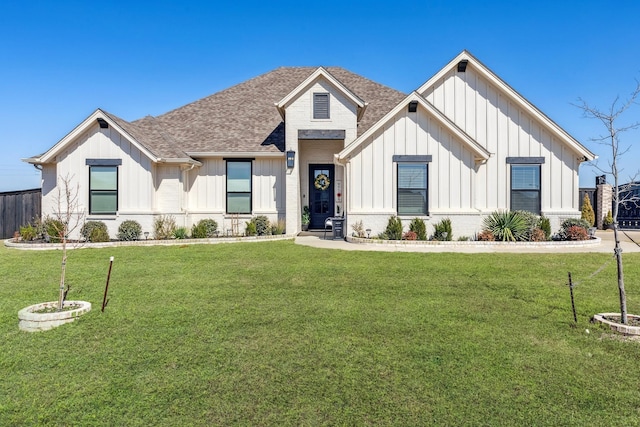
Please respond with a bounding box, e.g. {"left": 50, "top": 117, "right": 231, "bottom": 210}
{"left": 2, "top": 241, "right": 640, "bottom": 425}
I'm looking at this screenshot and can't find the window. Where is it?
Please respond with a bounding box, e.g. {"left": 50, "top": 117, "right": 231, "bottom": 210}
{"left": 511, "top": 164, "right": 541, "bottom": 214}
{"left": 89, "top": 166, "right": 118, "bottom": 215}
{"left": 397, "top": 163, "right": 428, "bottom": 215}
{"left": 313, "top": 93, "right": 329, "bottom": 119}
{"left": 226, "top": 160, "right": 252, "bottom": 214}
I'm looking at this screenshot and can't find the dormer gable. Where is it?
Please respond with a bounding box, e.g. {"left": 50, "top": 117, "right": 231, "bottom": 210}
{"left": 275, "top": 67, "right": 368, "bottom": 122}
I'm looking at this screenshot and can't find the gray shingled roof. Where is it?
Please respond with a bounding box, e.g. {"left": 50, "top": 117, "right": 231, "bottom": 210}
{"left": 115, "top": 67, "right": 407, "bottom": 160}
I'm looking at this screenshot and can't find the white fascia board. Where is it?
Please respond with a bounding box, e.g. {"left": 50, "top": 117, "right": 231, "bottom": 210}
{"left": 186, "top": 152, "right": 285, "bottom": 158}
{"left": 157, "top": 158, "right": 203, "bottom": 166}
{"left": 338, "top": 93, "right": 491, "bottom": 162}
{"left": 30, "top": 109, "right": 159, "bottom": 164}
{"left": 418, "top": 50, "right": 596, "bottom": 161}
{"left": 275, "top": 67, "right": 366, "bottom": 119}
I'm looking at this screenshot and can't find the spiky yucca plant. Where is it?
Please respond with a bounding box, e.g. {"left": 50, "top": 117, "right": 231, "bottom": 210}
{"left": 482, "top": 211, "right": 528, "bottom": 242}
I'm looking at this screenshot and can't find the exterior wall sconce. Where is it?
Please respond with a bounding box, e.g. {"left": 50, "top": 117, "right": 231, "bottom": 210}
{"left": 408, "top": 101, "right": 418, "bottom": 113}
{"left": 457, "top": 60, "right": 468, "bottom": 72}
{"left": 286, "top": 150, "right": 296, "bottom": 168}
{"left": 97, "top": 118, "right": 109, "bottom": 128}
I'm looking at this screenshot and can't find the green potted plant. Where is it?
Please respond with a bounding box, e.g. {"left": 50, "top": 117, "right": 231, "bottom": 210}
{"left": 301, "top": 206, "right": 310, "bottom": 231}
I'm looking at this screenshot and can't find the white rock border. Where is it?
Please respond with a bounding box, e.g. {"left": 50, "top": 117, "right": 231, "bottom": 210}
{"left": 18, "top": 300, "right": 91, "bottom": 332}
{"left": 592, "top": 313, "right": 640, "bottom": 336}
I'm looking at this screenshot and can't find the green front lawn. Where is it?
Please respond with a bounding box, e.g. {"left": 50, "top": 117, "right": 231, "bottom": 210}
{"left": 1, "top": 241, "right": 639, "bottom": 425}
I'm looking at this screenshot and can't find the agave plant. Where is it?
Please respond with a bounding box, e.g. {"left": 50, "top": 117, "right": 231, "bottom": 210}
{"left": 482, "top": 210, "right": 528, "bottom": 242}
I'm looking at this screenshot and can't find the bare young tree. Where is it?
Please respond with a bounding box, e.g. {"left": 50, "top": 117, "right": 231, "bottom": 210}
{"left": 576, "top": 82, "right": 640, "bottom": 324}
{"left": 49, "top": 174, "right": 86, "bottom": 311}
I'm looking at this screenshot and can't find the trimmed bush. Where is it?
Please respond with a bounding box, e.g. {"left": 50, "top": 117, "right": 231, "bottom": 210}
{"left": 154, "top": 215, "right": 176, "bottom": 240}
{"left": 252, "top": 216, "right": 270, "bottom": 236}
{"left": 566, "top": 225, "right": 589, "bottom": 241}
{"left": 432, "top": 218, "right": 452, "bottom": 241}
{"left": 173, "top": 227, "right": 189, "bottom": 239}
{"left": 539, "top": 216, "right": 552, "bottom": 240}
{"left": 384, "top": 216, "right": 403, "bottom": 240}
{"left": 245, "top": 221, "right": 256, "bottom": 236}
{"left": 409, "top": 218, "right": 427, "bottom": 240}
{"left": 530, "top": 228, "right": 547, "bottom": 242}
{"left": 19, "top": 224, "right": 38, "bottom": 241}
{"left": 581, "top": 194, "right": 595, "bottom": 226}
{"left": 118, "top": 220, "right": 142, "bottom": 241}
{"left": 558, "top": 217, "right": 590, "bottom": 241}
{"left": 81, "top": 221, "right": 110, "bottom": 242}
{"left": 403, "top": 231, "right": 418, "bottom": 241}
{"left": 483, "top": 211, "right": 527, "bottom": 242}
{"left": 43, "top": 217, "right": 65, "bottom": 243}
{"left": 191, "top": 219, "right": 218, "bottom": 238}
{"left": 476, "top": 230, "right": 495, "bottom": 241}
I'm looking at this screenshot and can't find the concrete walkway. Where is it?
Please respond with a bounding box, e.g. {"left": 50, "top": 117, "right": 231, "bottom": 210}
{"left": 295, "top": 230, "right": 640, "bottom": 254}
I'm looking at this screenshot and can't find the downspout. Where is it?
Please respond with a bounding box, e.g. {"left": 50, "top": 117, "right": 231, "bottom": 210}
{"left": 181, "top": 163, "right": 197, "bottom": 227}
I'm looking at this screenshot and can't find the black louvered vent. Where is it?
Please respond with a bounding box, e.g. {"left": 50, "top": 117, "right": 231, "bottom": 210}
{"left": 313, "top": 93, "right": 330, "bottom": 119}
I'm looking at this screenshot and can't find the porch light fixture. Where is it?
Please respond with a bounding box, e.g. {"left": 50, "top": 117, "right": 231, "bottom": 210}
{"left": 408, "top": 101, "right": 418, "bottom": 113}
{"left": 457, "top": 60, "right": 468, "bottom": 72}
{"left": 286, "top": 150, "right": 296, "bottom": 168}
{"left": 97, "top": 118, "right": 109, "bottom": 128}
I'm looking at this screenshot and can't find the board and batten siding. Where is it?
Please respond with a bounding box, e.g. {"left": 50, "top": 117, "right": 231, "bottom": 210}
{"left": 421, "top": 67, "right": 580, "bottom": 213}
{"left": 187, "top": 158, "right": 285, "bottom": 215}
{"left": 348, "top": 108, "right": 476, "bottom": 214}
{"left": 41, "top": 124, "right": 154, "bottom": 217}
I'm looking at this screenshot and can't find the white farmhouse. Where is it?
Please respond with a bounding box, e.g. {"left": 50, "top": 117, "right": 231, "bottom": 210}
{"left": 25, "top": 51, "right": 595, "bottom": 239}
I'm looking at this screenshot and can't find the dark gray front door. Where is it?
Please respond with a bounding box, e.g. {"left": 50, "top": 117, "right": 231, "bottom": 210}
{"left": 309, "top": 164, "right": 334, "bottom": 229}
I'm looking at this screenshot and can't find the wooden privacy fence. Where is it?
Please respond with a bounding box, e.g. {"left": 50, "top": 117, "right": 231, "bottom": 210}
{"left": 0, "top": 189, "right": 41, "bottom": 239}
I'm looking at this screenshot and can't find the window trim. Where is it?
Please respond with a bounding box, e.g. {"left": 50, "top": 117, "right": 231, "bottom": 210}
{"left": 396, "top": 161, "right": 429, "bottom": 216}
{"left": 226, "top": 159, "right": 253, "bottom": 214}
{"left": 313, "top": 92, "right": 330, "bottom": 120}
{"left": 510, "top": 163, "right": 541, "bottom": 214}
{"left": 88, "top": 165, "right": 119, "bottom": 215}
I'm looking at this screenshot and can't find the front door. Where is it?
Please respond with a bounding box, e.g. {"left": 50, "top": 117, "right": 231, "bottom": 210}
{"left": 309, "top": 164, "right": 335, "bottom": 229}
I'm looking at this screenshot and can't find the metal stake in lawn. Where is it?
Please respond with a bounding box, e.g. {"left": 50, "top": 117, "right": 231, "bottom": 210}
{"left": 568, "top": 272, "right": 577, "bottom": 324}
{"left": 101, "top": 256, "right": 114, "bottom": 312}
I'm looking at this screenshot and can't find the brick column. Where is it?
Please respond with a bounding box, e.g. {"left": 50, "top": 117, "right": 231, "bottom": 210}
{"left": 596, "top": 183, "right": 612, "bottom": 229}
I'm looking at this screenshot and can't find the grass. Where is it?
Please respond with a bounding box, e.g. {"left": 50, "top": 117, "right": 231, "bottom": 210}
{"left": 1, "top": 241, "right": 640, "bottom": 425}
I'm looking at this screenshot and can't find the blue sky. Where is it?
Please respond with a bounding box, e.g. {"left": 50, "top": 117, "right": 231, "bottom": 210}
{"left": 1, "top": 0, "right": 639, "bottom": 192}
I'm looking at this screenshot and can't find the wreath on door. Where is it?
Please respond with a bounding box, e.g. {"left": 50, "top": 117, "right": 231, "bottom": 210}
{"left": 314, "top": 173, "right": 331, "bottom": 191}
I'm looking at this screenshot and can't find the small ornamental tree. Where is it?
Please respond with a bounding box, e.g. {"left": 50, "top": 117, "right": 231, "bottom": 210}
{"left": 576, "top": 82, "right": 640, "bottom": 324}
{"left": 581, "top": 194, "right": 595, "bottom": 227}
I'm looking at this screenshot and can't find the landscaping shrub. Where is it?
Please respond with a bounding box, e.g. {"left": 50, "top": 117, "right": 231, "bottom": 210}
{"left": 19, "top": 224, "right": 37, "bottom": 241}
{"left": 603, "top": 210, "right": 613, "bottom": 227}
{"left": 476, "top": 230, "right": 495, "bottom": 241}
{"left": 409, "top": 217, "right": 427, "bottom": 240}
{"left": 191, "top": 219, "right": 218, "bottom": 238}
{"left": 530, "top": 228, "right": 547, "bottom": 242}
{"left": 565, "top": 225, "right": 589, "bottom": 241}
{"left": 253, "top": 215, "right": 271, "bottom": 236}
{"left": 403, "top": 231, "right": 418, "bottom": 241}
{"left": 43, "top": 217, "right": 65, "bottom": 243}
{"left": 118, "top": 220, "right": 142, "bottom": 241}
{"left": 483, "top": 211, "right": 527, "bottom": 242}
{"left": 173, "top": 227, "right": 189, "bottom": 239}
{"left": 245, "top": 220, "right": 257, "bottom": 236}
{"left": 581, "top": 194, "right": 595, "bottom": 226}
{"left": 432, "top": 218, "right": 452, "bottom": 241}
{"left": 384, "top": 215, "right": 403, "bottom": 240}
{"left": 81, "top": 221, "right": 110, "bottom": 242}
{"left": 270, "top": 219, "right": 286, "bottom": 235}
{"left": 457, "top": 236, "right": 471, "bottom": 241}
{"left": 154, "top": 215, "right": 176, "bottom": 239}
{"left": 351, "top": 220, "right": 366, "bottom": 238}
{"left": 557, "top": 218, "right": 590, "bottom": 241}
{"left": 539, "top": 215, "right": 552, "bottom": 240}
